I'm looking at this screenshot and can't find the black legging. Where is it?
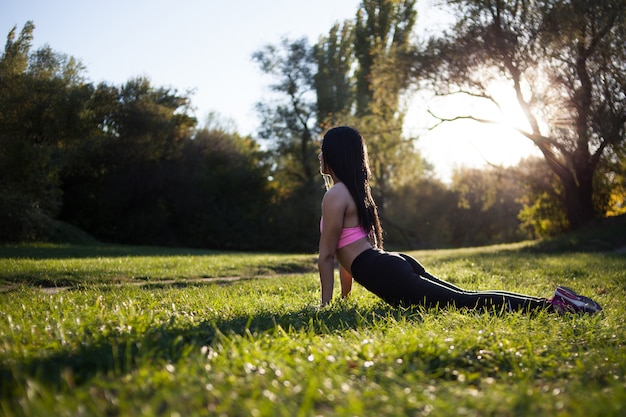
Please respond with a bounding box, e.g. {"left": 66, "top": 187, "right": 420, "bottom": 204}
{"left": 350, "top": 249, "right": 551, "bottom": 312}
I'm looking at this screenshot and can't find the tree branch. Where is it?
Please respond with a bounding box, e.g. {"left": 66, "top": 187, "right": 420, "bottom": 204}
{"left": 427, "top": 109, "right": 499, "bottom": 130}
{"left": 428, "top": 108, "right": 573, "bottom": 161}
{"left": 433, "top": 89, "right": 502, "bottom": 112}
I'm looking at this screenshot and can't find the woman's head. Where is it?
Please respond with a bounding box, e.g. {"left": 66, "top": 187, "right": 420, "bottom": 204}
{"left": 320, "top": 126, "right": 383, "bottom": 248}
{"left": 320, "top": 126, "right": 371, "bottom": 185}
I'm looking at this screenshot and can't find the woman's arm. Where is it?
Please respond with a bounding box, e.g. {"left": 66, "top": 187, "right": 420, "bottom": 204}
{"left": 339, "top": 265, "right": 352, "bottom": 298}
{"left": 318, "top": 186, "right": 346, "bottom": 306}
{"left": 318, "top": 254, "right": 335, "bottom": 306}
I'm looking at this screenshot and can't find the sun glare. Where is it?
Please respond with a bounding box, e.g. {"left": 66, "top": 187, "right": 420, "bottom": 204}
{"left": 487, "top": 80, "right": 534, "bottom": 133}
{"left": 405, "top": 81, "right": 543, "bottom": 182}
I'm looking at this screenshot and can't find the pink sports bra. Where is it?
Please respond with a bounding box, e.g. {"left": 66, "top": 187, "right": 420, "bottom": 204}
{"left": 320, "top": 218, "right": 368, "bottom": 249}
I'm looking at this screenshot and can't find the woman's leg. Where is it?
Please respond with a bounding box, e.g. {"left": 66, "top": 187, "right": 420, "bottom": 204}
{"left": 354, "top": 251, "right": 551, "bottom": 313}
{"left": 398, "top": 253, "right": 466, "bottom": 292}
{"left": 402, "top": 252, "right": 551, "bottom": 312}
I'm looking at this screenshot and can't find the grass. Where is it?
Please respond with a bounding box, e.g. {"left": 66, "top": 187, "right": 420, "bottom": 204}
{"left": 0, "top": 243, "right": 317, "bottom": 288}
{"left": 0, "top": 239, "right": 625, "bottom": 416}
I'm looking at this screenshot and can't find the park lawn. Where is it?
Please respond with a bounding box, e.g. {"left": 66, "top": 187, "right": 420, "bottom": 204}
{"left": 0, "top": 242, "right": 624, "bottom": 416}
{"left": 0, "top": 243, "right": 318, "bottom": 288}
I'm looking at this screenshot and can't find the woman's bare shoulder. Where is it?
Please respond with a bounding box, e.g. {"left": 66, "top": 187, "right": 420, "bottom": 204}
{"left": 323, "top": 182, "right": 351, "bottom": 202}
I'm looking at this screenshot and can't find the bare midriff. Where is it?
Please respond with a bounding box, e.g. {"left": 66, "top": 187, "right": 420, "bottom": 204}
{"left": 335, "top": 238, "right": 372, "bottom": 273}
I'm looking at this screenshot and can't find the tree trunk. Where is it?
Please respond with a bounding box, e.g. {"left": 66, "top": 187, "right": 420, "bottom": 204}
{"left": 561, "top": 165, "right": 595, "bottom": 229}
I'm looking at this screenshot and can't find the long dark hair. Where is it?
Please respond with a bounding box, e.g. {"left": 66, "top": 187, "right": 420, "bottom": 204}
{"left": 321, "top": 126, "right": 383, "bottom": 248}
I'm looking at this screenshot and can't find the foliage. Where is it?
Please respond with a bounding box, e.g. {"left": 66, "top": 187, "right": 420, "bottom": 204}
{"left": 596, "top": 148, "right": 626, "bottom": 217}
{"left": 385, "top": 167, "right": 531, "bottom": 249}
{"left": 515, "top": 157, "right": 570, "bottom": 238}
{"left": 351, "top": 0, "right": 423, "bottom": 211}
{"left": 5, "top": 2, "right": 624, "bottom": 252}
{"left": 413, "top": 0, "right": 626, "bottom": 230}
{"left": 449, "top": 166, "right": 527, "bottom": 245}
{"left": 313, "top": 21, "right": 355, "bottom": 130}
{"left": 253, "top": 37, "right": 323, "bottom": 251}
{"left": 58, "top": 77, "right": 191, "bottom": 244}
{"left": 62, "top": 118, "right": 275, "bottom": 249}
{"left": 525, "top": 213, "right": 626, "bottom": 253}
{"left": 0, "top": 242, "right": 624, "bottom": 416}
{"left": 251, "top": 3, "right": 430, "bottom": 248}
{"left": 383, "top": 178, "right": 457, "bottom": 248}
{"left": 0, "top": 22, "right": 91, "bottom": 242}
{"left": 0, "top": 23, "right": 284, "bottom": 251}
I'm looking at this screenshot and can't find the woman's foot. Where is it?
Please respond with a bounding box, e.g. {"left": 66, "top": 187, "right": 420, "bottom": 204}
{"left": 550, "top": 286, "right": 603, "bottom": 314}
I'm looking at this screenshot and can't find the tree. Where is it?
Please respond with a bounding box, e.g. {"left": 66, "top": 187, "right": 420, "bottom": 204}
{"left": 254, "top": 1, "right": 434, "bottom": 248}
{"left": 514, "top": 157, "right": 569, "bottom": 238}
{"left": 314, "top": 1, "right": 428, "bottom": 213}
{"left": 253, "top": 37, "right": 319, "bottom": 190}
{"left": 354, "top": 0, "right": 417, "bottom": 118}
{"left": 352, "top": 0, "right": 426, "bottom": 214}
{"left": 60, "top": 78, "right": 198, "bottom": 244}
{"left": 165, "top": 127, "right": 274, "bottom": 249}
{"left": 384, "top": 178, "right": 457, "bottom": 248}
{"left": 413, "top": 0, "right": 626, "bottom": 230}
{"left": 0, "top": 22, "right": 92, "bottom": 241}
{"left": 314, "top": 21, "right": 355, "bottom": 128}
{"left": 252, "top": 37, "right": 324, "bottom": 250}
{"left": 450, "top": 166, "right": 528, "bottom": 245}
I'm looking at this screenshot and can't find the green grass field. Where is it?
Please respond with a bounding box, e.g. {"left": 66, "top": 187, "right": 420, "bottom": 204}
{"left": 1, "top": 239, "right": 625, "bottom": 416}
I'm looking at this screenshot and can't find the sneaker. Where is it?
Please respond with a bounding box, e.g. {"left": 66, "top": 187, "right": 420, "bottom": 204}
{"left": 550, "top": 286, "right": 603, "bottom": 314}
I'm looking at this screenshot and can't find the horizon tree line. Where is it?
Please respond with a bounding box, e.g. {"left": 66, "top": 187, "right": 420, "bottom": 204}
{"left": 1, "top": 0, "right": 624, "bottom": 250}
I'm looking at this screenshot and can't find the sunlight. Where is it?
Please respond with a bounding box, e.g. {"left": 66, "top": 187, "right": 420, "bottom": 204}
{"left": 486, "top": 79, "right": 533, "bottom": 133}
{"left": 405, "top": 81, "right": 543, "bottom": 182}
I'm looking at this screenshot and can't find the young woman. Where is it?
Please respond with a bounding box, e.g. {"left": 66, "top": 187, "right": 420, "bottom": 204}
{"left": 317, "top": 126, "right": 602, "bottom": 314}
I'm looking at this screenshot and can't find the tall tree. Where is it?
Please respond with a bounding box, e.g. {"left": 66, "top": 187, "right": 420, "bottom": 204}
{"left": 352, "top": 0, "right": 424, "bottom": 213}
{"left": 314, "top": 21, "right": 355, "bottom": 128}
{"left": 252, "top": 37, "right": 323, "bottom": 250}
{"left": 253, "top": 37, "right": 319, "bottom": 191}
{"left": 413, "top": 0, "right": 626, "bottom": 229}
{"left": 0, "top": 22, "right": 91, "bottom": 241}
{"left": 354, "top": 0, "right": 417, "bottom": 118}
{"left": 254, "top": 1, "right": 432, "bottom": 248}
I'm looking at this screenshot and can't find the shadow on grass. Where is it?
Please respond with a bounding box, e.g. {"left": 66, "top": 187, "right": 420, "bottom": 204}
{"left": 0, "top": 303, "right": 419, "bottom": 400}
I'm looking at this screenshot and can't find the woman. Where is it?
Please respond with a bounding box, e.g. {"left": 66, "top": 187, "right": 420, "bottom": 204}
{"left": 317, "top": 126, "right": 602, "bottom": 314}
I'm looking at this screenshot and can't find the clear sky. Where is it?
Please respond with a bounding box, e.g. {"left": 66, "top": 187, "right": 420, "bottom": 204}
{"left": 2, "top": 0, "right": 540, "bottom": 181}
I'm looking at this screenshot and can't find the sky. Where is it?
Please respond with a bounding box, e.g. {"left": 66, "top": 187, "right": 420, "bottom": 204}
{"left": 2, "top": 0, "right": 540, "bottom": 182}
